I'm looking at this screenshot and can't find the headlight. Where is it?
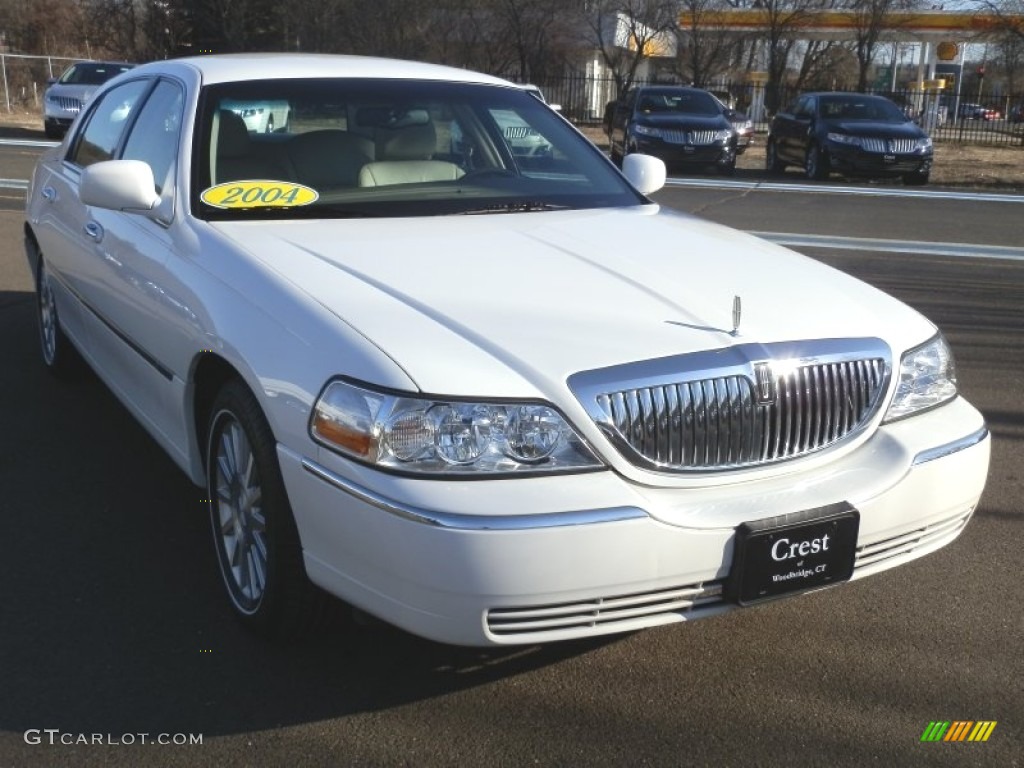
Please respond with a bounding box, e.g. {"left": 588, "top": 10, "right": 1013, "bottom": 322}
{"left": 827, "top": 132, "right": 861, "bottom": 146}
{"left": 632, "top": 124, "right": 662, "bottom": 138}
{"left": 916, "top": 136, "right": 933, "bottom": 150}
{"left": 883, "top": 335, "right": 957, "bottom": 422}
{"left": 311, "top": 380, "right": 603, "bottom": 476}
{"left": 715, "top": 129, "right": 733, "bottom": 142}
{"left": 735, "top": 120, "right": 753, "bottom": 133}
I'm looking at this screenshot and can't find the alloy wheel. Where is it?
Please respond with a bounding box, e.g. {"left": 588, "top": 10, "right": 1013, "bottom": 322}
{"left": 211, "top": 414, "right": 268, "bottom": 612}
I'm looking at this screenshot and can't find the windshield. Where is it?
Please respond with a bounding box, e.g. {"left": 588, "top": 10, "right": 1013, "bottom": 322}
{"left": 195, "top": 78, "right": 643, "bottom": 220}
{"left": 637, "top": 90, "right": 721, "bottom": 116}
{"left": 59, "top": 63, "right": 133, "bottom": 85}
{"left": 818, "top": 96, "right": 908, "bottom": 122}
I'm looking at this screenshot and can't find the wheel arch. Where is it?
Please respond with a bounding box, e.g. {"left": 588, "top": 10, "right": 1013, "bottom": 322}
{"left": 24, "top": 223, "right": 42, "bottom": 290}
{"left": 188, "top": 352, "right": 252, "bottom": 486}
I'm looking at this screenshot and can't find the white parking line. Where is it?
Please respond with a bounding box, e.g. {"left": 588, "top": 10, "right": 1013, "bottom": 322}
{"left": 3, "top": 170, "right": 1021, "bottom": 263}
{"left": 753, "top": 231, "right": 1024, "bottom": 262}
{"left": 666, "top": 177, "right": 1024, "bottom": 204}
{"left": 2, "top": 139, "right": 59, "bottom": 148}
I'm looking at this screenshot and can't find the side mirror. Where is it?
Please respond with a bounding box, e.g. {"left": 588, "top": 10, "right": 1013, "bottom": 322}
{"left": 622, "top": 153, "right": 666, "bottom": 196}
{"left": 80, "top": 160, "right": 160, "bottom": 212}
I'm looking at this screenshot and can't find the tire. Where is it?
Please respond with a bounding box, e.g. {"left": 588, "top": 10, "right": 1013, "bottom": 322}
{"left": 717, "top": 158, "right": 736, "bottom": 176}
{"left": 765, "top": 139, "right": 785, "bottom": 173}
{"left": 44, "top": 123, "right": 62, "bottom": 140}
{"left": 903, "top": 171, "right": 930, "bottom": 186}
{"left": 206, "top": 379, "right": 330, "bottom": 640}
{"left": 805, "top": 143, "right": 830, "bottom": 181}
{"left": 36, "top": 258, "right": 80, "bottom": 378}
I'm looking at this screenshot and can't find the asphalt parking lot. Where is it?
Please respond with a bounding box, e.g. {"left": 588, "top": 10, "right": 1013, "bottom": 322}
{"left": 1, "top": 139, "right": 1021, "bottom": 767}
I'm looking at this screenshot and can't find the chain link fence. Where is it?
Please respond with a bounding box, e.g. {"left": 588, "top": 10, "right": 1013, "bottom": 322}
{"left": 1, "top": 53, "right": 86, "bottom": 112}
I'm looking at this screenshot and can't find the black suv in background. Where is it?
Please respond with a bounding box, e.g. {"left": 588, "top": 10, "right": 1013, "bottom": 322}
{"left": 766, "top": 92, "right": 933, "bottom": 185}
{"left": 605, "top": 86, "right": 743, "bottom": 175}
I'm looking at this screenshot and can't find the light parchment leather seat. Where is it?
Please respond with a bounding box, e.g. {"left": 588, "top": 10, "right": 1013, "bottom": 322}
{"left": 358, "top": 121, "right": 464, "bottom": 187}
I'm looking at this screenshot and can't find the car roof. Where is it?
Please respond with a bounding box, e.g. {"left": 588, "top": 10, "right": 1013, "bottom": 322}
{"left": 127, "top": 53, "right": 513, "bottom": 87}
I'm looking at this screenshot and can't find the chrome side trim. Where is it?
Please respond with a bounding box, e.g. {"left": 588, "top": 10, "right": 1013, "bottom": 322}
{"left": 911, "top": 427, "right": 990, "bottom": 466}
{"left": 301, "top": 458, "right": 649, "bottom": 530}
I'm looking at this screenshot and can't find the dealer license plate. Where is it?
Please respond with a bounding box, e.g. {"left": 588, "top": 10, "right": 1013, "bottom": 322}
{"left": 727, "top": 503, "right": 859, "bottom": 606}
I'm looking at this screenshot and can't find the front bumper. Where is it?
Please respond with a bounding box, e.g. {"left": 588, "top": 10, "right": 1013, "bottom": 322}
{"left": 280, "top": 397, "right": 988, "bottom": 646}
{"left": 826, "top": 143, "right": 932, "bottom": 176}
{"left": 633, "top": 137, "right": 733, "bottom": 167}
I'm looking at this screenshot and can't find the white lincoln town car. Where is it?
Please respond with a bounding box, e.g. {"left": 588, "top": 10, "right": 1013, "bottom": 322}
{"left": 25, "top": 54, "right": 990, "bottom": 646}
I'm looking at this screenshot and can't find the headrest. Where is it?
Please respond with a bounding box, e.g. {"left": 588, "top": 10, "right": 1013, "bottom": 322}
{"left": 378, "top": 122, "right": 437, "bottom": 161}
{"left": 217, "top": 110, "right": 250, "bottom": 158}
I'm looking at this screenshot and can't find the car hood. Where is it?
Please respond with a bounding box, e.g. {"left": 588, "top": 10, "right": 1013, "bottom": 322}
{"left": 47, "top": 84, "right": 101, "bottom": 101}
{"left": 825, "top": 120, "right": 924, "bottom": 138}
{"left": 211, "top": 208, "right": 933, "bottom": 399}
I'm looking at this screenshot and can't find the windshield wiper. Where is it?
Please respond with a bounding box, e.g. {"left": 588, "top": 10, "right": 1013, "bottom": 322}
{"left": 204, "top": 205, "right": 379, "bottom": 219}
{"left": 457, "top": 201, "right": 571, "bottom": 215}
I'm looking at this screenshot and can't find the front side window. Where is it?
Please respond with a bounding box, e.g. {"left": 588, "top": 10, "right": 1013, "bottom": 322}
{"left": 122, "top": 80, "right": 185, "bottom": 194}
{"left": 196, "top": 78, "right": 643, "bottom": 220}
{"left": 70, "top": 79, "right": 151, "bottom": 168}
{"left": 637, "top": 89, "right": 720, "bottom": 116}
{"left": 819, "top": 95, "right": 909, "bottom": 123}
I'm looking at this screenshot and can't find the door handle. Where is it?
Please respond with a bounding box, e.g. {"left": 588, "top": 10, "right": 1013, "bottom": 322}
{"left": 41, "top": 186, "right": 57, "bottom": 202}
{"left": 83, "top": 221, "right": 104, "bottom": 242}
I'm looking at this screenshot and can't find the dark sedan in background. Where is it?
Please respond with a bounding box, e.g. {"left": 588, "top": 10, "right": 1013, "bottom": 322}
{"left": 766, "top": 92, "right": 933, "bottom": 185}
{"left": 606, "top": 86, "right": 742, "bottom": 175}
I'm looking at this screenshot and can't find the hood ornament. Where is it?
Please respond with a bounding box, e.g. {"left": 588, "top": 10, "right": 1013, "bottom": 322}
{"left": 731, "top": 295, "right": 742, "bottom": 336}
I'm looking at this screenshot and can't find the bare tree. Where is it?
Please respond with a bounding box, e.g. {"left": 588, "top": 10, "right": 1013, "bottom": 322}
{"left": 675, "top": 0, "right": 746, "bottom": 86}
{"left": 493, "top": 0, "right": 578, "bottom": 81}
{"left": 0, "top": 0, "right": 90, "bottom": 56}
{"left": 755, "top": 0, "right": 822, "bottom": 112}
{"left": 846, "top": 0, "right": 919, "bottom": 92}
{"left": 583, "top": 0, "right": 681, "bottom": 95}
{"left": 972, "top": 0, "right": 1024, "bottom": 43}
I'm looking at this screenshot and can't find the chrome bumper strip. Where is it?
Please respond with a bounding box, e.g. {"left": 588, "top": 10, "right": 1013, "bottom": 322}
{"left": 301, "top": 458, "right": 648, "bottom": 530}
{"left": 911, "top": 427, "right": 989, "bottom": 466}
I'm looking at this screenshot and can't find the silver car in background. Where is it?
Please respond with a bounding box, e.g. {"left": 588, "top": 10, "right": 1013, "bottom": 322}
{"left": 43, "top": 60, "right": 135, "bottom": 138}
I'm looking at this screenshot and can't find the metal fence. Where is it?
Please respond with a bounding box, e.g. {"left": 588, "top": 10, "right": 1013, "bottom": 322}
{"left": 1, "top": 53, "right": 85, "bottom": 112}
{"left": 525, "top": 74, "right": 1024, "bottom": 147}
{"left": 4, "top": 55, "right": 1021, "bottom": 146}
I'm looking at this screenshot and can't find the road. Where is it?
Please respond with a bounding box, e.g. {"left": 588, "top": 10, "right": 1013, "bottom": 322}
{"left": 1, "top": 140, "right": 1021, "bottom": 767}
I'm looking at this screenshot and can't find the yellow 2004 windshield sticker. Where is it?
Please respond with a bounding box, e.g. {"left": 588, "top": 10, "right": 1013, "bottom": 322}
{"left": 201, "top": 180, "right": 318, "bottom": 209}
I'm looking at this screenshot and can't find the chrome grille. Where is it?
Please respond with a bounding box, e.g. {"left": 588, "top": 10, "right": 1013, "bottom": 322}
{"left": 51, "top": 96, "right": 82, "bottom": 112}
{"left": 860, "top": 137, "right": 918, "bottom": 153}
{"left": 663, "top": 129, "right": 719, "bottom": 145}
{"left": 855, "top": 508, "right": 973, "bottom": 571}
{"left": 569, "top": 340, "right": 891, "bottom": 473}
{"left": 487, "top": 581, "right": 724, "bottom": 639}
{"left": 689, "top": 130, "right": 719, "bottom": 145}
{"left": 503, "top": 126, "right": 535, "bottom": 139}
